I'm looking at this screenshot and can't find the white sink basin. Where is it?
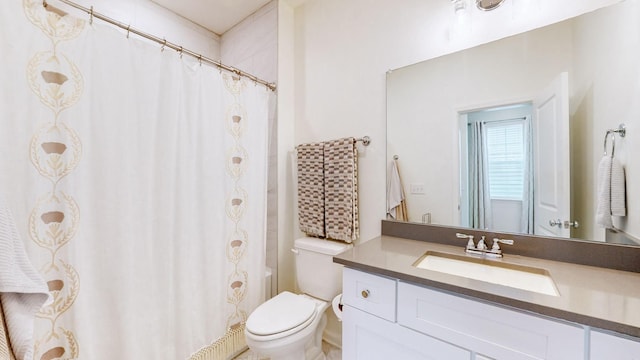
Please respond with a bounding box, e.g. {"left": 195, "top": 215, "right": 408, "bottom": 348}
{"left": 413, "top": 251, "right": 559, "bottom": 297}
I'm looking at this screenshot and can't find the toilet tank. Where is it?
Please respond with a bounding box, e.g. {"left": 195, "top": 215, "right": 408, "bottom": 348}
{"left": 294, "top": 237, "right": 352, "bottom": 301}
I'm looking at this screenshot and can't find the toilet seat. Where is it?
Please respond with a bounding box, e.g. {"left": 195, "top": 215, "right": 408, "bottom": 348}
{"left": 246, "top": 292, "right": 318, "bottom": 340}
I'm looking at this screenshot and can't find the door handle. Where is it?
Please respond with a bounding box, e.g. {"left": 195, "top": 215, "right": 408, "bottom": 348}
{"left": 549, "top": 219, "right": 562, "bottom": 228}
{"left": 564, "top": 220, "right": 579, "bottom": 229}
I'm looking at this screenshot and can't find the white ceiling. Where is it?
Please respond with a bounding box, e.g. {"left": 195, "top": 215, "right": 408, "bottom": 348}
{"left": 150, "top": 0, "right": 273, "bottom": 35}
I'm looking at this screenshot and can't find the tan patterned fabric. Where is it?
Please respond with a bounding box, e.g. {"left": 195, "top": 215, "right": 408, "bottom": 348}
{"left": 23, "top": 1, "right": 84, "bottom": 357}
{"left": 324, "top": 138, "right": 359, "bottom": 243}
{"left": 0, "top": 301, "right": 16, "bottom": 360}
{"left": 296, "top": 143, "right": 326, "bottom": 237}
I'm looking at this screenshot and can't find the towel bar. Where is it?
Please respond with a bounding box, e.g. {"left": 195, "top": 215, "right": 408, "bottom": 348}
{"left": 356, "top": 136, "right": 371, "bottom": 146}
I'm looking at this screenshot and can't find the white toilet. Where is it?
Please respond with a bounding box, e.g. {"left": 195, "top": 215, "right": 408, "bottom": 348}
{"left": 245, "top": 237, "right": 351, "bottom": 360}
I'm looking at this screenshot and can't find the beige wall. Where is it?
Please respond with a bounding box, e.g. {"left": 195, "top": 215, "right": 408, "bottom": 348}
{"left": 277, "top": 0, "right": 297, "bottom": 293}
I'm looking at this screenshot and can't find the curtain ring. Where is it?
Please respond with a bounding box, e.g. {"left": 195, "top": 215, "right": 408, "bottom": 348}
{"left": 89, "top": 6, "right": 94, "bottom": 25}
{"left": 160, "top": 39, "right": 166, "bottom": 52}
{"left": 126, "top": 25, "right": 131, "bottom": 39}
{"left": 178, "top": 46, "right": 183, "bottom": 58}
{"left": 198, "top": 55, "right": 202, "bottom": 66}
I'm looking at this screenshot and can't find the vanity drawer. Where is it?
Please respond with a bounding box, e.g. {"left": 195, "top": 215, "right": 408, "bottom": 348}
{"left": 342, "top": 268, "right": 397, "bottom": 322}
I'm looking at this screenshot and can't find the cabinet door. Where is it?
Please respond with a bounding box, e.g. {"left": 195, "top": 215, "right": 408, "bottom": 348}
{"left": 343, "top": 305, "right": 470, "bottom": 360}
{"left": 397, "top": 282, "right": 584, "bottom": 360}
{"left": 591, "top": 330, "right": 640, "bottom": 359}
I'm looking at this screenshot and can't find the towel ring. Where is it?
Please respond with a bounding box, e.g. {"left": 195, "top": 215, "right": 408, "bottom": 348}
{"left": 603, "top": 132, "right": 616, "bottom": 157}
{"left": 603, "top": 124, "right": 626, "bottom": 157}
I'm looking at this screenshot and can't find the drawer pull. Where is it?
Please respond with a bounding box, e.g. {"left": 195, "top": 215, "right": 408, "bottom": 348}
{"left": 361, "top": 289, "right": 370, "bottom": 298}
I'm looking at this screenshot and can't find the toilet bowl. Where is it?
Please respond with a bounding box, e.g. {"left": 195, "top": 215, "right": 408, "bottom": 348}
{"left": 245, "top": 292, "right": 328, "bottom": 360}
{"left": 244, "top": 237, "right": 351, "bottom": 360}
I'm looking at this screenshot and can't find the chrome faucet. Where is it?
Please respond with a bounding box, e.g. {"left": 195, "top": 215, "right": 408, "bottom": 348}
{"left": 456, "top": 233, "right": 514, "bottom": 258}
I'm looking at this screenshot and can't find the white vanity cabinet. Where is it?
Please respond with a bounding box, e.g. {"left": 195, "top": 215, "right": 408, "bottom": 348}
{"left": 342, "top": 268, "right": 585, "bottom": 360}
{"left": 342, "top": 306, "right": 471, "bottom": 360}
{"left": 397, "top": 282, "right": 584, "bottom": 360}
{"left": 342, "top": 268, "right": 469, "bottom": 360}
{"left": 591, "top": 330, "right": 640, "bottom": 359}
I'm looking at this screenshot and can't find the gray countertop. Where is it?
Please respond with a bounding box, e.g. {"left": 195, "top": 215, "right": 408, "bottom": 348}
{"left": 333, "top": 235, "right": 640, "bottom": 338}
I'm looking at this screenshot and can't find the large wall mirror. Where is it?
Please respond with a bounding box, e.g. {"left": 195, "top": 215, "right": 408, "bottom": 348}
{"left": 387, "top": 0, "right": 639, "bottom": 245}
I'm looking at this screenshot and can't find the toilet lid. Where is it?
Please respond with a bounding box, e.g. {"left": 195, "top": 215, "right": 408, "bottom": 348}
{"left": 246, "top": 292, "right": 316, "bottom": 336}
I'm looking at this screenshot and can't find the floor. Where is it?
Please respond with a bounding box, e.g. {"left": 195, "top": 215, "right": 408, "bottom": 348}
{"left": 234, "top": 341, "right": 341, "bottom": 360}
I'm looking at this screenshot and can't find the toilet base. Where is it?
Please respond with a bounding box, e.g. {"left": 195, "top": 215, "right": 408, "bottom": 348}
{"left": 305, "top": 314, "right": 327, "bottom": 360}
{"left": 247, "top": 313, "right": 327, "bottom": 360}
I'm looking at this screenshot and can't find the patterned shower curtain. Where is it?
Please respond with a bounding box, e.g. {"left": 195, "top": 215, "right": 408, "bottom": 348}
{"left": 0, "top": 1, "right": 269, "bottom": 359}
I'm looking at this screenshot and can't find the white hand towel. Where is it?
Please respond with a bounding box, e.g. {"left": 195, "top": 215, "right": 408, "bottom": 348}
{"left": 595, "top": 156, "right": 613, "bottom": 228}
{"left": 0, "top": 195, "right": 49, "bottom": 360}
{"left": 387, "top": 161, "right": 404, "bottom": 219}
{"left": 610, "top": 157, "right": 626, "bottom": 216}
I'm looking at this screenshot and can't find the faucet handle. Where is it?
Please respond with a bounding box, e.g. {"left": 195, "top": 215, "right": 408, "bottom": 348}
{"left": 456, "top": 233, "right": 476, "bottom": 249}
{"left": 491, "top": 238, "right": 514, "bottom": 251}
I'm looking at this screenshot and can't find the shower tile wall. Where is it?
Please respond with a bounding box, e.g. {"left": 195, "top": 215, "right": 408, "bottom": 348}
{"left": 221, "top": 0, "right": 278, "bottom": 299}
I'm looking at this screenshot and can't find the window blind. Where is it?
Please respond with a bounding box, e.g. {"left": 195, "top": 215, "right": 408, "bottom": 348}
{"left": 485, "top": 121, "right": 525, "bottom": 200}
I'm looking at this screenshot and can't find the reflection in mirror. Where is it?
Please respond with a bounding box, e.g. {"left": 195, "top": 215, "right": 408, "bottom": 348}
{"left": 459, "top": 103, "right": 534, "bottom": 235}
{"left": 386, "top": 0, "right": 639, "bottom": 245}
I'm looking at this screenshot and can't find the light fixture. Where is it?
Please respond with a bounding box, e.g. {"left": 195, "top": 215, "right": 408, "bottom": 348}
{"left": 476, "top": 0, "right": 506, "bottom": 11}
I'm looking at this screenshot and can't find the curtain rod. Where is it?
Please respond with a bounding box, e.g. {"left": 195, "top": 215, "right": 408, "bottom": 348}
{"left": 43, "top": 0, "right": 277, "bottom": 92}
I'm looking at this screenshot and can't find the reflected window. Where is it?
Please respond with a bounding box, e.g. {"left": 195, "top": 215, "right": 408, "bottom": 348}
{"left": 460, "top": 103, "right": 533, "bottom": 233}
{"left": 485, "top": 120, "right": 526, "bottom": 201}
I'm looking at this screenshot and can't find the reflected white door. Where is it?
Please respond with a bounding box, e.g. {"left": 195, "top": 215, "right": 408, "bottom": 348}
{"left": 533, "top": 72, "right": 570, "bottom": 237}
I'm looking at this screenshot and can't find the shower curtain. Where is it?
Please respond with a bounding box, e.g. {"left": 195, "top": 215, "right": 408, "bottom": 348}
{"left": 0, "top": 1, "right": 270, "bottom": 359}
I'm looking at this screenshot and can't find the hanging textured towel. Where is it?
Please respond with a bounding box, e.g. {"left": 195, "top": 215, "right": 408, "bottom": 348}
{"left": 596, "top": 156, "right": 613, "bottom": 228}
{"left": 296, "top": 142, "right": 326, "bottom": 237}
{"left": 387, "top": 160, "right": 408, "bottom": 221}
{"left": 324, "top": 138, "right": 359, "bottom": 243}
{"left": 610, "top": 157, "right": 626, "bottom": 217}
{"left": 596, "top": 155, "right": 627, "bottom": 229}
{"left": 0, "top": 195, "right": 49, "bottom": 360}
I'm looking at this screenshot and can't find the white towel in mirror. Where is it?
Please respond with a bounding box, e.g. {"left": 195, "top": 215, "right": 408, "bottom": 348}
{"left": 610, "top": 157, "right": 626, "bottom": 217}
{"left": 596, "top": 156, "right": 613, "bottom": 228}
{"left": 596, "top": 156, "right": 626, "bottom": 229}
{"left": 387, "top": 160, "right": 407, "bottom": 221}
